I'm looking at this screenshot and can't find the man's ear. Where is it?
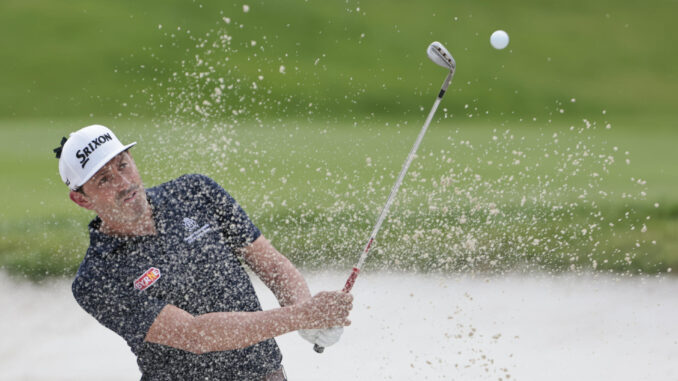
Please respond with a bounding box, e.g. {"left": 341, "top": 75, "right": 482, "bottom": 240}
{"left": 70, "top": 190, "right": 95, "bottom": 210}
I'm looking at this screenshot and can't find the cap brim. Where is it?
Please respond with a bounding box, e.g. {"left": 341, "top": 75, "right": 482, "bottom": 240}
{"left": 72, "top": 142, "right": 137, "bottom": 189}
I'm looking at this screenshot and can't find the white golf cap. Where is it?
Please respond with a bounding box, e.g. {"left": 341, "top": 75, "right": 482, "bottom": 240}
{"left": 56, "top": 125, "right": 136, "bottom": 190}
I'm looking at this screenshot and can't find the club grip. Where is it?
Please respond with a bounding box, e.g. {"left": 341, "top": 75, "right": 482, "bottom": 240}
{"left": 314, "top": 267, "right": 360, "bottom": 354}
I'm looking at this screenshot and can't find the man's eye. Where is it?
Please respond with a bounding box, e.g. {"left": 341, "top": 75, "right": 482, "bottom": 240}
{"left": 99, "top": 177, "right": 108, "bottom": 185}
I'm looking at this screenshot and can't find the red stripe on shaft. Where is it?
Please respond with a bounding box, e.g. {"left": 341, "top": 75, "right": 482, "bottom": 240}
{"left": 365, "top": 238, "right": 373, "bottom": 252}
{"left": 342, "top": 267, "right": 361, "bottom": 293}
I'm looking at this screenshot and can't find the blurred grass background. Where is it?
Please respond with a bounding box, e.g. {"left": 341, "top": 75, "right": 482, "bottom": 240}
{"left": 0, "top": 0, "right": 676, "bottom": 279}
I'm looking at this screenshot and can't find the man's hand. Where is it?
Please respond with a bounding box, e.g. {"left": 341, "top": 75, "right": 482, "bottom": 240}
{"left": 293, "top": 291, "right": 351, "bottom": 349}
{"left": 299, "top": 327, "right": 344, "bottom": 347}
{"left": 295, "top": 291, "right": 353, "bottom": 329}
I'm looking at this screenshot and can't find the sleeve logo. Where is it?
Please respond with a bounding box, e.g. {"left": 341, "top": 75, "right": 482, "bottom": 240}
{"left": 133, "top": 267, "right": 162, "bottom": 291}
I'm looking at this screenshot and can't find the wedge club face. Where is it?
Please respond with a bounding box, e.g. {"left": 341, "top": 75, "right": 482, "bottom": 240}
{"left": 427, "top": 41, "right": 456, "bottom": 72}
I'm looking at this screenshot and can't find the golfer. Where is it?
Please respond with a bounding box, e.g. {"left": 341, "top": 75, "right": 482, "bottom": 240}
{"left": 55, "top": 125, "right": 352, "bottom": 380}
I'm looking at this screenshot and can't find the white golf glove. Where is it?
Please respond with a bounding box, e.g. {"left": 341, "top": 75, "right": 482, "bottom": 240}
{"left": 298, "top": 327, "right": 344, "bottom": 347}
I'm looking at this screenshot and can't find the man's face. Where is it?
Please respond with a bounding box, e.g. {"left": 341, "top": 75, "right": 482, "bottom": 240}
{"left": 74, "top": 151, "right": 149, "bottom": 224}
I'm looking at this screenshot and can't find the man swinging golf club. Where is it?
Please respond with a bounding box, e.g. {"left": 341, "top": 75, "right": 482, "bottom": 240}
{"left": 55, "top": 124, "right": 352, "bottom": 380}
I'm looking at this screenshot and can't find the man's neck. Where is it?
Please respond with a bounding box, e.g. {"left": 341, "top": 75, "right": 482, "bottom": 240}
{"left": 99, "top": 205, "right": 157, "bottom": 237}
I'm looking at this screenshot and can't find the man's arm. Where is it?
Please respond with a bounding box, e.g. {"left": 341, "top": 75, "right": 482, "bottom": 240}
{"left": 241, "top": 236, "right": 348, "bottom": 349}
{"left": 144, "top": 291, "right": 351, "bottom": 354}
{"left": 144, "top": 236, "right": 352, "bottom": 353}
{"left": 239, "top": 235, "right": 311, "bottom": 307}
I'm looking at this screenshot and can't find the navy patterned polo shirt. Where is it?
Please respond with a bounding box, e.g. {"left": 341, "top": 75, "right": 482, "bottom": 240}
{"left": 72, "top": 174, "right": 282, "bottom": 380}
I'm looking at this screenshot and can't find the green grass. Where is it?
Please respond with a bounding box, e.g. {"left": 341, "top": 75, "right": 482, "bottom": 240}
{"left": 1, "top": 117, "right": 676, "bottom": 279}
{"left": 0, "top": 0, "right": 676, "bottom": 123}
{"left": 0, "top": 0, "right": 676, "bottom": 279}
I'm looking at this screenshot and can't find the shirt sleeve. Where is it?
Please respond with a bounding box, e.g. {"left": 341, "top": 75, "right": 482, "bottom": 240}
{"left": 72, "top": 265, "right": 167, "bottom": 354}
{"left": 190, "top": 174, "right": 262, "bottom": 250}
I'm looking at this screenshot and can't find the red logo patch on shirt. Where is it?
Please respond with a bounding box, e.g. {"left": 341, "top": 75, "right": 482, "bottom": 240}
{"left": 134, "top": 267, "right": 161, "bottom": 291}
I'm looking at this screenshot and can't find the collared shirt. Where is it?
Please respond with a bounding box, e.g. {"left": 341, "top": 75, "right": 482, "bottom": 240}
{"left": 72, "top": 174, "right": 282, "bottom": 380}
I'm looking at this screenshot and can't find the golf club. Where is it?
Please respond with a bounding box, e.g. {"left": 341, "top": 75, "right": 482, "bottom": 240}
{"left": 314, "top": 41, "right": 456, "bottom": 353}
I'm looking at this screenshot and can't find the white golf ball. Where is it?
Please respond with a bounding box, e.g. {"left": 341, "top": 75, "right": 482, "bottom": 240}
{"left": 490, "top": 30, "right": 509, "bottom": 50}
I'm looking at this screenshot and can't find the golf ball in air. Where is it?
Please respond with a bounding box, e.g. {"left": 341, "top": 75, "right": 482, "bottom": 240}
{"left": 490, "top": 30, "right": 509, "bottom": 50}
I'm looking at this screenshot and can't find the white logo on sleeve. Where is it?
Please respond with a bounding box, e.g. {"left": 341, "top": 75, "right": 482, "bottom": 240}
{"left": 182, "top": 217, "right": 211, "bottom": 243}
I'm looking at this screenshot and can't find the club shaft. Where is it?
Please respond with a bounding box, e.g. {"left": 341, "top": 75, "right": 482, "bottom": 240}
{"left": 346, "top": 70, "right": 453, "bottom": 291}
{"left": 353, "top": 97, "right": 442, "bottom": 272}
{"left": 314, "top": 70, "right": 454, "bottom": 355}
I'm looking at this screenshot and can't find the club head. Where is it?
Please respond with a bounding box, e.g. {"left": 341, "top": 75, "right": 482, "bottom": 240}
{"left": 427, "top": 42, "right": 455, "bottom": 72}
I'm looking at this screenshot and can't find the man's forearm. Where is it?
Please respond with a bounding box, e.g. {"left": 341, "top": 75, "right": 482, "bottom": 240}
{"left": 242, "top": 236, "right": 312, "bottom": 306}
{"left": 266, "top": 258, "right": 312, "bottom": 306}
{"left": 192, "top": 306, "right": 302, "bottom": 353}
{"left": 145, "top": 290, "right": 352, "bottom": 354}
{"left": 146, "top": 304, "right": 302, "bottom": 354}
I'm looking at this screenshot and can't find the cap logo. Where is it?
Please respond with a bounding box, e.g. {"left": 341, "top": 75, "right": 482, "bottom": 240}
{"left": 75, "top": 133, "right": 113, "bottom": 169}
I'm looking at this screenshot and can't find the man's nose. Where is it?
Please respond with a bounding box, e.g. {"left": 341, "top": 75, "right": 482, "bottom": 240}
{"left": 112, "top": 170, "right": 133, "bottom": 189}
